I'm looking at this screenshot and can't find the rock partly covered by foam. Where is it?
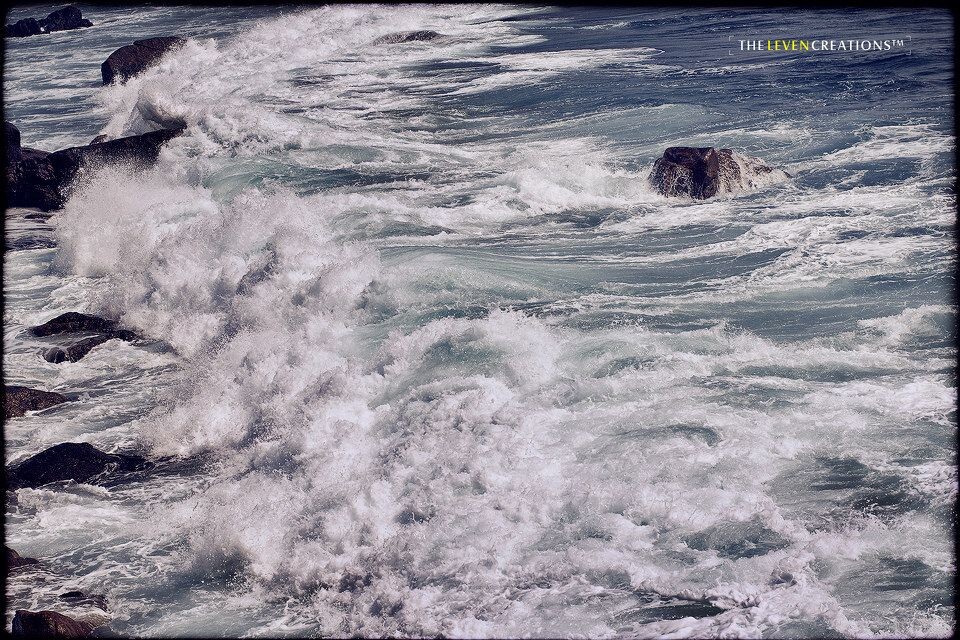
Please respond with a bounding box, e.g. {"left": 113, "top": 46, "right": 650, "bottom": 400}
{"left": 30, "top": 312, "right": 137, "bottom": 363}
{"left": 7, "top": 442, "right": 152, "bottom": 490}
{"left": 101, "top": 36, "right": 186, "bottom": 84}
{"left": 650, "top": 147, "right": 786, "bottom": 200}
{"left": 12, "top": 610, "right": 94, "bottom": 638}
{"left": 4, "top": 386, "right": 68, "bottom": 419}
{"left": 5, "top": 6, "right": 92, "bottom": 38}
{"left": 5, "top": 123, "right": 184, "bottom": 211}
{"left": 373, "top": 30, "right": 443, "bottom": 44}
{"left": 6, "top": 546, "right": 40, "bottom": 572}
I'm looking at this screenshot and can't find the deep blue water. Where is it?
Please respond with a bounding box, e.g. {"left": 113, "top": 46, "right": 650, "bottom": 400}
{"left": 4, "top": 5, "right": 955, "bottom": 638}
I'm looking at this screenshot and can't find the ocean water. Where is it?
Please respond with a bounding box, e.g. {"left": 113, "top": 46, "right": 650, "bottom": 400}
{"left": 3, "top": 4, "right": 956, "bottom": 638}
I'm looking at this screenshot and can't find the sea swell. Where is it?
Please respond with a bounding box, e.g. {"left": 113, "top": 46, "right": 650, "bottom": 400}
{"left": 4, "top": 4, "right": 956, "bottom": 638}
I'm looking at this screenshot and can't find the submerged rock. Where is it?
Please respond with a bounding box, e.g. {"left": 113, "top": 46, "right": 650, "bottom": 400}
{"left": 649, "top": 146, "right": 786, "bottom": 200}
{"left": 7, "top": 442, "right": 152, "bottom": 490}
{"left": 12, "top": 610, "right": 94, "bottom": 638}
{"left": 6, "top": 546, "right": 40, "bottom": 572}
{"left": 6, "top": 125, "right": 185, "bottom": 211}
{"left": 43, "top": 336, "right": 115, "bottom": 364}
{"left": 101, "top": 36, "right": 186, "bottom": 84}
{"left": 373, "top": 30, "right": 443, "bottom": 44}
{"left": 5, "top": 6, "right": 92, "bottom": 38}
{"left": 4, "top": 386, "right": 68, "bottom": 419}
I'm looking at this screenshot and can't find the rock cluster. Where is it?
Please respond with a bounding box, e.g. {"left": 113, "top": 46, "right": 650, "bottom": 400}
{"left": 6, "top": 6, "right": 92, "bottom": 38}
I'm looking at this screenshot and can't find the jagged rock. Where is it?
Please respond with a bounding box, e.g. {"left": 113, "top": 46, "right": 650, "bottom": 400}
{"left": 41, "top": 7, "right": 93, "bottom": 33}
{"left": 43, "top": 336, "right": 114, "bottom": 364}
{"left": 6, "top": 546, "right": 40, "bottom": 571}
{"left": 101, "top": 36, "right": 186, "bottom": 84}
{"left": 5, "top": 6, "right": 92, "bottom": 38}
{"left": 6, "top": 125, "right": 184, "bottom": 211}
{"left": 5, "top": 18, "right": 43, "bottom": 37}
{"left": 4, "top": 386, "right": 68, "bottom": 419}
{"left": 12, "top": 610, "right": 94, "bottom": 638}
{"left": 649, "top": 147, "right": 785, "bottom": 200}
{"left": 373, "top": 30, "right": 443, "bottom": 44}
{"left": 7, "top": 442, "right": 152, "bottom": 490}
{"left": 30, "top": 312, "right": 119, "bottom": 337}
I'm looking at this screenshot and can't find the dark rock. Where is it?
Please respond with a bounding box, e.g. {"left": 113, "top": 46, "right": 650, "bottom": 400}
{"left": 40, "top": 7, "right": 93, "bottom": 33}
{"left": 90, "top": 135, "right": 108, "bottom": 145}
{"left": 649, "top": 146, "right": 782, "bottom": 200}
{"left": 43, "top": 336, "right": 114, "bottom": 364}
{"left": 6, "top": 121, "right": 22, "bottom": 163}
{"left": 373, "top": 30, "right": 443, "bottom": 45}
{"left": 101, "top": 36, "right": 186, "bottom": 85}
{"left": 4, "top": 386, "right": 68, "bottom": 419}
{"left": 7, "top": 127, "right": 185, "bottom": 211}
{"left": 6, "top": 546, "right": 40, "bottom": 571}
{"left": 5, "top": 7, "right": 92, "bottom": 38}
{"left": 6, "top": 18, "right": 43, "bottom": 38}
{"left": 30, "top": 312, "right": 118, "bottom": 337}
{"left": 12, "top": 610, "right": 94, "bottom": 638}
{"left": 7, "top": 442, "right": 152, "bottom": 490}
{"left": 59, "top": 591, "right": 109, "bottom": 612}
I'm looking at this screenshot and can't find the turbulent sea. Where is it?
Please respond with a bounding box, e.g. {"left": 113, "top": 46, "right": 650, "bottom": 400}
{"left": 3, "top": 4, "right": 956, "bottom": 638}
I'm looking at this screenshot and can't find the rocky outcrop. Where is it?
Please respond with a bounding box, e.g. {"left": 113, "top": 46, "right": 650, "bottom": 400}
{"left": 649, "top": 147, "right": 786, "bottom": 200}
{"left": 12, "top": 610, "right": 94, "bottom": 638}
{"left": 42, "top": 7, "right": 93, "bottom": 33}
{"left": 30, "top": 312, "right": 121, "bottom": 337}
{"left": 59, "top": 591, "right": 109, "bottom": 612}
{"left": 6, "top": 546, "right": 40, "bottom": 572}
{"left": 4, "top": 386, "right": 68, "bottom": 419}
{"left": 373, "top": 30, "right": 443, "bottom": 44}
{"left": 101, "top": 37, "right": 186, "bottom": 84}
{"left": 30, "top": 312, "right": 137, "bottom": 363}
{"left": 7, "top": 442, "right": 152, "bottom": 490}
{"left": 5, "top": 7, "right": 92, "bottom": 38}
{"left": 6, "top": 123, "right": 184, "bottom": 211}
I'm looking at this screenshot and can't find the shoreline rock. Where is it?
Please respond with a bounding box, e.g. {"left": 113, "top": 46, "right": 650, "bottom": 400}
{"left": 5, "top": 6, "right": 92, "bottom": 38}
{"left": 101, "top": 36, "right": 186, "bottom": 84}
{"left": 6, "top": 123, "right": 185, "bottom": 211}
{"left": 649, "top": 146, "right": 786, "bottom": 200}
{"left": 30, "top": 312, "right": 138, "bottom": 363}
{"left": 6, "top": 546, "right": 41, "bottom": 572}
{"left": 4, "top": 386, "right": 68, "bottom": 419}
{"left": 8, "top": 442, "right": 152, "bottom": 490}
{"left": 12, "top": 610, "right": 94, "bottom": 638}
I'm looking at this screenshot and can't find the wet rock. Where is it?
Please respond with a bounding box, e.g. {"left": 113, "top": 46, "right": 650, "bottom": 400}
{"left": 373, "top": 30, "right": 443, "bottom": 44}
{"left": 89, "top": 135, "right": 108, "bottom": 145}
{"left": 5, "top": 18, "right": 43, "bottom": 38}
{"left": 649, "top": 146, "right": 784, "bottom": 200}
{"left": 6, "top": 121, "right": 22, "bottom": 162}
{"left": 101, "top": 36, "right": 186, "bottom": 84}
{"left": 5, "top": 6, "right": 92, "bottom": 38}
{"left": 6, "top": 546, "right": 40, "bottom": 571}
{"left": 41, "top": 7, "right": 93, "bottom": 33}
{"left": 30, "top": 312, "right": 119, "bottom": 337}
{"left": 7, "top": 442, "right": 152, "bottom": 490}
{"left": 43, "top": 336, "right": 116, "bottom": 364}
{"left": 12, "top": 610, "right": 94, "bottom": 638}
{"left": 59, "top": 591, "right": 109, "bottom": 612}
{"left": 7, "top": 127, "right": 185, "bottom": 211}
{"left": 4, "top": 386, "right": 68, "bottom": 419}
